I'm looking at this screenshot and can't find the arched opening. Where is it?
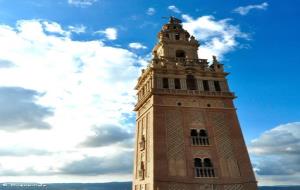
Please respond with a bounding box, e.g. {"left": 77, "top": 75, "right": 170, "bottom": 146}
{"left": 175, "top": 33, "right": 180, "bottom": 40}
{"left": 175, "top": 50, "right": 185, "bottom": 58}
{"left": 186, "top": 75, "right": 197, "bottom": 90}
{"left": 199, "top": 129, "right": 207, "bottom": 137}
{"left": 194, "top": 158, "right": 202, "bottom": 167}
{"left": 203, "top": 158, "right": 213, "bottom": 167}
{"left": 194, "top": 158, "right": 202, "bottom": 177}
{"left": 191, "top": 129, "right": 198, "bottom": 137}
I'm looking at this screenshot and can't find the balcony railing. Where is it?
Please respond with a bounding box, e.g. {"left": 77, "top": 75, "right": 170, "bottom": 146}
{"left": 153, "top": 88, "right": 234, "bottom": 97}
{"left": 195, "top": 167, "right": 215, "bottom": 178}
{"left": 173, "top": 57, "right": 208, "bottom": 65}
{"left": 191, "top": 136, "right": 209, "bottom": 146}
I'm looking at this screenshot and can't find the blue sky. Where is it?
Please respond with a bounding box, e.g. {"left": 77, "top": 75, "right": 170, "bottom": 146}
{"left": 0, "top": 0, "right": 299, "bottom": 186}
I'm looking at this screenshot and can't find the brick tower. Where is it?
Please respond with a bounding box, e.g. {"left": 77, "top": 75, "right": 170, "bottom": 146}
{"left": 132, "top": 17, "right": 258, "bottom": 190}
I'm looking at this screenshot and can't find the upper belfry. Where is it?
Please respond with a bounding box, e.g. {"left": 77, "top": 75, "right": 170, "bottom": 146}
{"left": 153, "top": 17, "right": 199, "bottom": 60}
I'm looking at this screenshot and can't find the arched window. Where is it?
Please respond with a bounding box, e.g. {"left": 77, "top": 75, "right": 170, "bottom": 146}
{"left": 199, "top": 129, "right": 207, "bottom": 136}
{"left": 203, "top": 158, "right": 213, "bottom": 167}
{"left": 194, "top": 158, "right": 202, "bottom": 167}
{"left": 176, "top": 50, "right": 185, "bottom": 58}
{"left": 186, "top": 75, "right": 197, "bottom": 90}
{"left": 194, "top": 158, "right": 215, "bottom": 178}
{"left": 175, "top": 33, "right": 180, "bottom": 40}
{"left": 191, "top": 129, "right": 209, "bottom": 146}
{"left": 191, "top": 129, "right": 198, "bottom": 137}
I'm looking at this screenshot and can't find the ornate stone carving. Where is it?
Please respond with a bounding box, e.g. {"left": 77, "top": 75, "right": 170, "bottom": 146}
{"left": 224, "top": 184, "right": 244, "bottom": 190}
{"left": 168, "top": 183, "right": 187, "bottom": 190}
{"left": 192, "top": 149, "right": 211, "bottom": 157}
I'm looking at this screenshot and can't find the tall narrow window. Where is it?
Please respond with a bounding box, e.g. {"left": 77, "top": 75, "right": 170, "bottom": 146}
{"left": 186, "top": 75, "right": 197, "bottom": 90}
{"left": 203, "top": 158, "right": 215, "bottom": 177}
{"left": 174, "top": 78, "right": 181, "bottom": 89}
{"left": 214, "top": 81, "right": 221, "bottom": 91}
{"left": 203, "top": 80, "right": 209, "bottom": 91}
{"left": 194, "top": 158, "right": 202, "bottom": 178}
{"left": 163, "top": 78, "right": 169, "bottom": 89}
{"left": 175, "top": 33, "right": 180, "bottom": 40}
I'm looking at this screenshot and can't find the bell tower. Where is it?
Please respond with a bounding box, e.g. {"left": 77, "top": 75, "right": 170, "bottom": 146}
{"left": 132, "top": 17, "right": 258, "bottom": 190}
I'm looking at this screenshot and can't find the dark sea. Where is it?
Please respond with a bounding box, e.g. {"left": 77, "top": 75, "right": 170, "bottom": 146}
{"left": 0, "top": 183, "right": 299, "bottom": 190}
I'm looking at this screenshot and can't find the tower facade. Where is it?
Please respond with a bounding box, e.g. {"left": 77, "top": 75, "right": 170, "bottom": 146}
{"left": 132, "top": 17, "right": 257, "bottom": 190}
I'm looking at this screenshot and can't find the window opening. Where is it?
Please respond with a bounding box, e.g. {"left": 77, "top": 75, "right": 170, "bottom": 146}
{"left": 186, "top": 75, "right": 197, "bottom": 90}
{"left": 191, "top": 129, "right": 209, "bottom": 146}
{"left": 163, "top": 78, "right": 169, "bottom": 89}
{"left": 203, "top": 80, "right": 209, "bottom": 91}
{"left": 176, "top": 50, "right": 185, "bottom": 58}
{"left": 174, "top": 78, "right": 181, "bottom": 89}
{"left": 214, "top": 81, "right": 221, "bottom": 91}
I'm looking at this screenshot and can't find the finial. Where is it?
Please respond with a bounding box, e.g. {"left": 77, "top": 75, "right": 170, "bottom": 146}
{"left": 212, "top": 55, "right": 218, "bottom": 64}
{"left": 169, "top": 16, "right": 182, "bottom": 24}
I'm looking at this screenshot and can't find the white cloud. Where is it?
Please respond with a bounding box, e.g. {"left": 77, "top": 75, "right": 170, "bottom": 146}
{"left": 249, "top": 122, "right": 300, "bottom": 185}
{"left": 146, "top": 7, "right": 156, "bottom": 16}
{"left": 43, "top": 21, "right": 66, "bottom": 35}
{"left": 128, "top": 42, "right": 147, "bottom": 49}
{"left": 233, "top": 2, "right": 268, "bottom": 16}
{"left": 0, "top": 19, "right": 144, "bottom": 182}
{"left": 182, "top": 15, "right": 248, "bottom": 61}
{"left": 96, "top": 27, "right": 118, "bottom": 40}
{"left": 168, "top": 5, "right": 181, "bottom": 14}
{"left": 68, "top": 25, "right": 86, "bottom": 34}
{"left": 68, "top": 0, "right": 97, "bottom": 7}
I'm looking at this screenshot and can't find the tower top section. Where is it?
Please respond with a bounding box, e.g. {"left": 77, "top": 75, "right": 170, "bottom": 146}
{"left": 135, "top": 17, "right": 234, "bottom": 108}
{"left": 153, "top": 16, "right": 199, "bottom": 60}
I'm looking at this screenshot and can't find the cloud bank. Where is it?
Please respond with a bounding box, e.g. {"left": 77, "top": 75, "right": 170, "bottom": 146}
{"left": 0, "top": 19, "right": 142, "bottom": 181}
{"left": 249, "top": 122, "right": 300, "bottom": 185}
